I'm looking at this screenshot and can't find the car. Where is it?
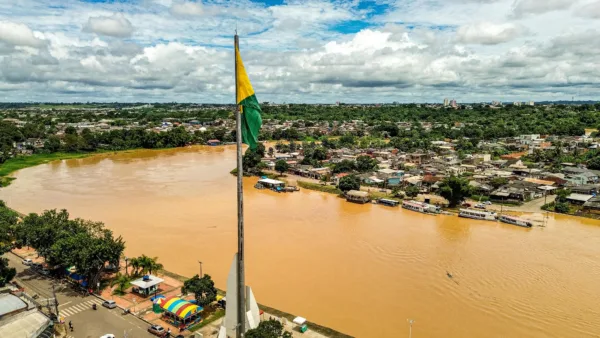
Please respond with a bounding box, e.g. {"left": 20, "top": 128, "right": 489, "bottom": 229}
{"left": 100, "top": 335, "right": 115, "bottom": 338}
{"left": 39, "top": 269, "right": 50, "bottom": 275}
{"left": 484, "top": 201, "right": 493, "bottom": 205}
{"left": 22, "top": 259, "right": 32, "bottom": 265}
{"left": 475, "top": 203, "right": 486, "bottom": 209}
{"left": 102, "top": 300, "right": 117, "bottom": 309}
{"left": 148, "top": 325, "right": 165, "bottom": 336}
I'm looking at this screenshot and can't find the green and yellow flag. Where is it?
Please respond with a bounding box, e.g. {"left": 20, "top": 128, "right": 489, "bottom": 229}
{"left": 236, "top": 44, "right": 262, "bottom": 150}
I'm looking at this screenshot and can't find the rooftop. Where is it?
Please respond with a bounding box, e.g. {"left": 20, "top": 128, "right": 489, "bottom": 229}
{"left": 0, "top": 294, "right": 27, "bottom": 317}
{"left": 131, "top": 275, "right": 164, "bottom": 289}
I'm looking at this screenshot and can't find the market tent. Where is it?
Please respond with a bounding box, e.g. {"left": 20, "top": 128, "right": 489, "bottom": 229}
{"left": 160, "top": 297, "right": 203, "bottom": 319}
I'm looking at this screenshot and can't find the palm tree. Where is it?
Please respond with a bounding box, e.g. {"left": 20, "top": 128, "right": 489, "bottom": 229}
{"left": 129, "top": 257, "right": 140, "bottom": 276}
{"left": 111, "top": 273, "right": 131, "bottom": 295}
{"left": 148, "top": 259, "right": 163, "bottom": 275}
{"left": 138, "top": 254, "right": 152, "bottom": 275}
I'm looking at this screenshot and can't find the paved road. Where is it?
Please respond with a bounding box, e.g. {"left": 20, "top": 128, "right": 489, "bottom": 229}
{"left": 4, "top": 252, "right": 155, "bottom": 338}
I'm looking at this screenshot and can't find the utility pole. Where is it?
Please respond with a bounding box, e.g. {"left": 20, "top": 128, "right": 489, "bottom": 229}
{"left": 52, "top": 283, "right": 59, "bottom": 319}
{"left": 407, "top": 319, "right": 415, "bottom": 338}
{"left": 198, "top": 260, "right": 203, "bottom": 278}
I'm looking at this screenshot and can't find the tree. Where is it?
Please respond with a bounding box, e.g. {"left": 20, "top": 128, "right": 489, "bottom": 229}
{"left": 405, "top": 185, "right": 420, "bottom": 198}
{"left": 275, "top": 160, "right": 289, "bottom": 175}
{"left": 438, "top": 175, "right": 472, "bottom": 207}
{"left": 356, "top": 155, "right": 378, "bottom": 172}
{"left": 268, "top": 147, "right": 274, "bottom": 157}
{"left": 332, "top": 160, "right": 356, "bottom": 174}
{"left": 181, "top": 274, "right": 218, "bottom": 307}
{"left": 555, "top": 189, "right": 571, "bottom": 203}
{"left": 243, "top": 148, "right": 263, "bottom": 171}
{"left": 490, "top": 177, "right": 508, "bottom": 189}
{"left": 554, "top": 202, "right": 570, "bottom": 213}
{"left": 111, "top": 273, "right": 131, "bottom": 295}
{"left": 0, "top": 258, "right": 16, "bottom": 287}
{"left": 245, "top": 319, "right": 293, "bottom": 338}
{"left": 338, "top": 175, "right": 360, "bottom": 193}
{"left": 588, "top": 156, "right": 600, "bottom": 170}
{"left": 44, "top": 135, "right": 62, "bottom": 153}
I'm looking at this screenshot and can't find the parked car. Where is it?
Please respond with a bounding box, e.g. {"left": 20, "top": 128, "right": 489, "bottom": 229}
{"left": 100, "top": 335, "right": 115, "bottom": 338}
{"left": 39, "top": 269, "right": 50, "bottom": 276}
{"left": 148, "top": 325, "right": 165, "bottom": 336}
{"left": 22, "top": 259, "right": 32, "bottom": 265}
{"left": 484, "top": 201, "right": 492, "bottom": 205}
{"left": 475, "top": 203, "right": 486, "bottom": 209}
{"left": 462, "top": 202, "right": 472, "bottom": 207}
{"left": 102, "top": 300, "right": 117, "bottom": 309}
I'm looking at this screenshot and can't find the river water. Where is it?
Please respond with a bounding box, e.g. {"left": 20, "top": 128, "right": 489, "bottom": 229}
{"left": 1, "top": 146, "right": 600, "bottom": 338}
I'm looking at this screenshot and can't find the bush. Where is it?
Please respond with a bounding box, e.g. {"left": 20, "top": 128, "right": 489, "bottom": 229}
{"left": 338, "top": 175, "right": 361, "bottom": 192}
{"left": 555, "top": 202, "right": 570, "bottom": 213}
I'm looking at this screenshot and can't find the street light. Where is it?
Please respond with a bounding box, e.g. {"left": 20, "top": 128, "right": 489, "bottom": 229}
{"left": 198, "top": 260, "right": 203, "bottom": 278}
{"left": 124, "top": 256, "right": 129, "bottom": 276}
{"left": 407, "top": 319, "right": 415, "bottom": 338}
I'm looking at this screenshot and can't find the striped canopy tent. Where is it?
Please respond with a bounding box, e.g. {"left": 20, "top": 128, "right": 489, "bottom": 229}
{"left": 159, "top": 296, "right": 203, "bottom": 319}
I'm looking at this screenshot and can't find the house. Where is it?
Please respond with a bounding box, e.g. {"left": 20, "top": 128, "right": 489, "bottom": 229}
{"left": 207, "top": 139, "right": 221, "bottom": 146}
{"left": 566, "top": 193, "right": 593, "bottom": 205}
{"left": 491, "top": 183, "right": 538, "bottom": 202}
{"left": 583, "top": 196, "right": 600, "bottom": 214}
{"left": 0, "top": 293, "right": 52, "bottom": 337}
{"left": 570, "top": 184, "right": 600, "bottom": 195}
{"left": 377, "top": 169, "right": 404, "bottom": 186}
{"left": 131, "top": 274, "right": 164, "bottom": 296}
{"left": 333, "top": 173, "right": 350, "bottom": 185}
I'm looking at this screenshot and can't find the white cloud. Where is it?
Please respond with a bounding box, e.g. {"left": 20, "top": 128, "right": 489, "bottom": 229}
{"left": 456, "top": 22, "right": 524, "bottom": 45}
{"left": 83, "top": 13, "right": 134, "bottom": 38}
{"left": 0, "top": 21, "right": 45, "bottom": 48}
{"left": 512, "top": 0, "right": 576, "bottom": 18}
{"left": 169, "top": 1, "right": 209, "bottom": 17}
{"left": 574, "top": 0, "right": 600, "bottom": 19}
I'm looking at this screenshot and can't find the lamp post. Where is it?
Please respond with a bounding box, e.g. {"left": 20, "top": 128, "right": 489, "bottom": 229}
{"left": 198, "top": 260, "right": 203, "bottom": 278}
{"left": 407, "top": 319, "right": 415, "bottom": 338}
{"left": 124, "top": 257, "right": 129, "bottom": 276}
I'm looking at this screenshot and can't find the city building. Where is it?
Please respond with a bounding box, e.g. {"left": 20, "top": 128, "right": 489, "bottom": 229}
{"left": 443, "top": 98, "right": 449, "bottom": 107}
{"left": 450, "top": 99, "right": 457, "bottom": 108}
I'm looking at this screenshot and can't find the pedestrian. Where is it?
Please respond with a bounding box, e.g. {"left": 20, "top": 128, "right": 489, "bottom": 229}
{"left": 167, "top": 328, "right": 171, "bottom": 338}
{"left": 69, "top": 320, "right": 73, "bottom": 331}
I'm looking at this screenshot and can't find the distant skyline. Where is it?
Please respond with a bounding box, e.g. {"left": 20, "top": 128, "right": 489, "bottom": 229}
{"left": 1, "top": 0, "right": 600, "bottom": 103}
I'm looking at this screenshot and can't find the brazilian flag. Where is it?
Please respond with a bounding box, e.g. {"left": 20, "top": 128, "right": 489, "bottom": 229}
{"left": 236, "top": 44, "right": 262, "bottom": 150}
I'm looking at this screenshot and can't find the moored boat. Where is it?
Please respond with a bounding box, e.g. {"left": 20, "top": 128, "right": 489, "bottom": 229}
{"left": 459, "top": 208, "right": 497, "bottom": 221}
{"left": 499, "top": 215, "right": 533, "bottom": 228}
{"left": 402, "top": 200, "right": 441, "bottom": 215}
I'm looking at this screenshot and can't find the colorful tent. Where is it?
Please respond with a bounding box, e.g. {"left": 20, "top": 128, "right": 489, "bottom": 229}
{"left": 159, "top": 296, "right": 203, "bottom": 319}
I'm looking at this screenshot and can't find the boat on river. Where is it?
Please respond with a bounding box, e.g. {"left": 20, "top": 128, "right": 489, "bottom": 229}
{"left": 402, "top": 200, "right": 441, "bottom": 215}
{"left": 499, "top": 215, "right": 533, "bottom": 228}
{"left": 459, "top": 208, "right": 497, "bottom": 221}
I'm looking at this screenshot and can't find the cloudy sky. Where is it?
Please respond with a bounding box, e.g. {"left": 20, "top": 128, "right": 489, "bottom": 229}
{"left": 1, "top": 0, "right": 600, "bottom": 103}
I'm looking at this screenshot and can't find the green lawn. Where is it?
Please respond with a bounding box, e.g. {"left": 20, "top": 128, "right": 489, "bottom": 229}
{"left": 0, "top": 153, "right": 94, "bottom": 186}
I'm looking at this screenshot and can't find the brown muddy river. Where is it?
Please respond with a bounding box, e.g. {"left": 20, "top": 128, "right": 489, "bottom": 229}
{"left": 1, "top": 146, "right": 600, "bottom": 338}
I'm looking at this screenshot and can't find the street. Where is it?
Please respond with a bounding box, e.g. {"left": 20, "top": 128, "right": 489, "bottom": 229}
{"left": 4, "top": 252, "right": 155, "bottom": 338}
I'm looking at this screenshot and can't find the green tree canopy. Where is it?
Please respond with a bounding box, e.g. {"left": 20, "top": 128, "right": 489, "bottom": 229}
{"left": 181, "top": 274, "right": 218, "bottom": 307}
{"left": 245, "top": 319, "right": 292, "bottom": 338}
{"left": 356, "top": 155, "right": 378, "bottom": 172}
{"left": 438, "top": 175, "right": 472, "bottom": 207}
{"left": 338, "top": 175, "right": 361, "bottom": 192}
{"left": 275, "top": 160, "right": 289, "bottom": 175}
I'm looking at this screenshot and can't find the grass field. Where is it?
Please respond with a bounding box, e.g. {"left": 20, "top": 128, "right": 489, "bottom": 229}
{"left": 297, "top": 181, "right": 343, "bottom": 195}
{"left": 0, "top": 153, "right": 94, "bottom": 186}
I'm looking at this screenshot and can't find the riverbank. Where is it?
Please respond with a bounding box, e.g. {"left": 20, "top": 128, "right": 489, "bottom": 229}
{"left": 0, "top": 152, "right": 94, "bottom": 186}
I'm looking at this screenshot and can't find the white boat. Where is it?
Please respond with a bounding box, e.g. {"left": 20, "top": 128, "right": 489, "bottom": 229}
{"left": 402, "top": 201, "right": 441, "bottom": 215}
{"left": 459, "top": 208, "right": 497, "bottom": 221}
{"left": 499, "top": 215, "right": 533, "bottom": 228}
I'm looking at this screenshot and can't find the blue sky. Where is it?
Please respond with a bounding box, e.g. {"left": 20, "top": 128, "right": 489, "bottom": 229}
{"left": 0, "top": 0, "right": 600, "bottom": 102}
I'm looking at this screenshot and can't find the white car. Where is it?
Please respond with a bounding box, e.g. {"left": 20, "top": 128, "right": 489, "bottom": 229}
{"left": 100, "top": 335, "right": 115, "bottom": 338}
{"left": 22, "top": 259, "right": 32, "bottom": 265}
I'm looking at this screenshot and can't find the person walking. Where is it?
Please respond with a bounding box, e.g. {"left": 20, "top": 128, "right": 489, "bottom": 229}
{"left": 69, "top": 320, "right": 73, "bottom": 332}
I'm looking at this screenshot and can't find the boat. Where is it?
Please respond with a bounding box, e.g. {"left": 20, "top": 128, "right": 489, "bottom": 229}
{"left": 377, "top": 198, "right": 400, "bottom": 207}
{"left": 402, "top": 200, "right": 441, "bottom": 215}
{"left": 459, "top": 208, "right": 497, "bottom": 221}
{"left": 499, "top": 215, "right": 533, "bottom": 228}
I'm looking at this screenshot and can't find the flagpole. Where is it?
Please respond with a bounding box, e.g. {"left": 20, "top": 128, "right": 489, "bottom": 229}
{"left": 234, "top": 32, "right": 246, "bottom": 338}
